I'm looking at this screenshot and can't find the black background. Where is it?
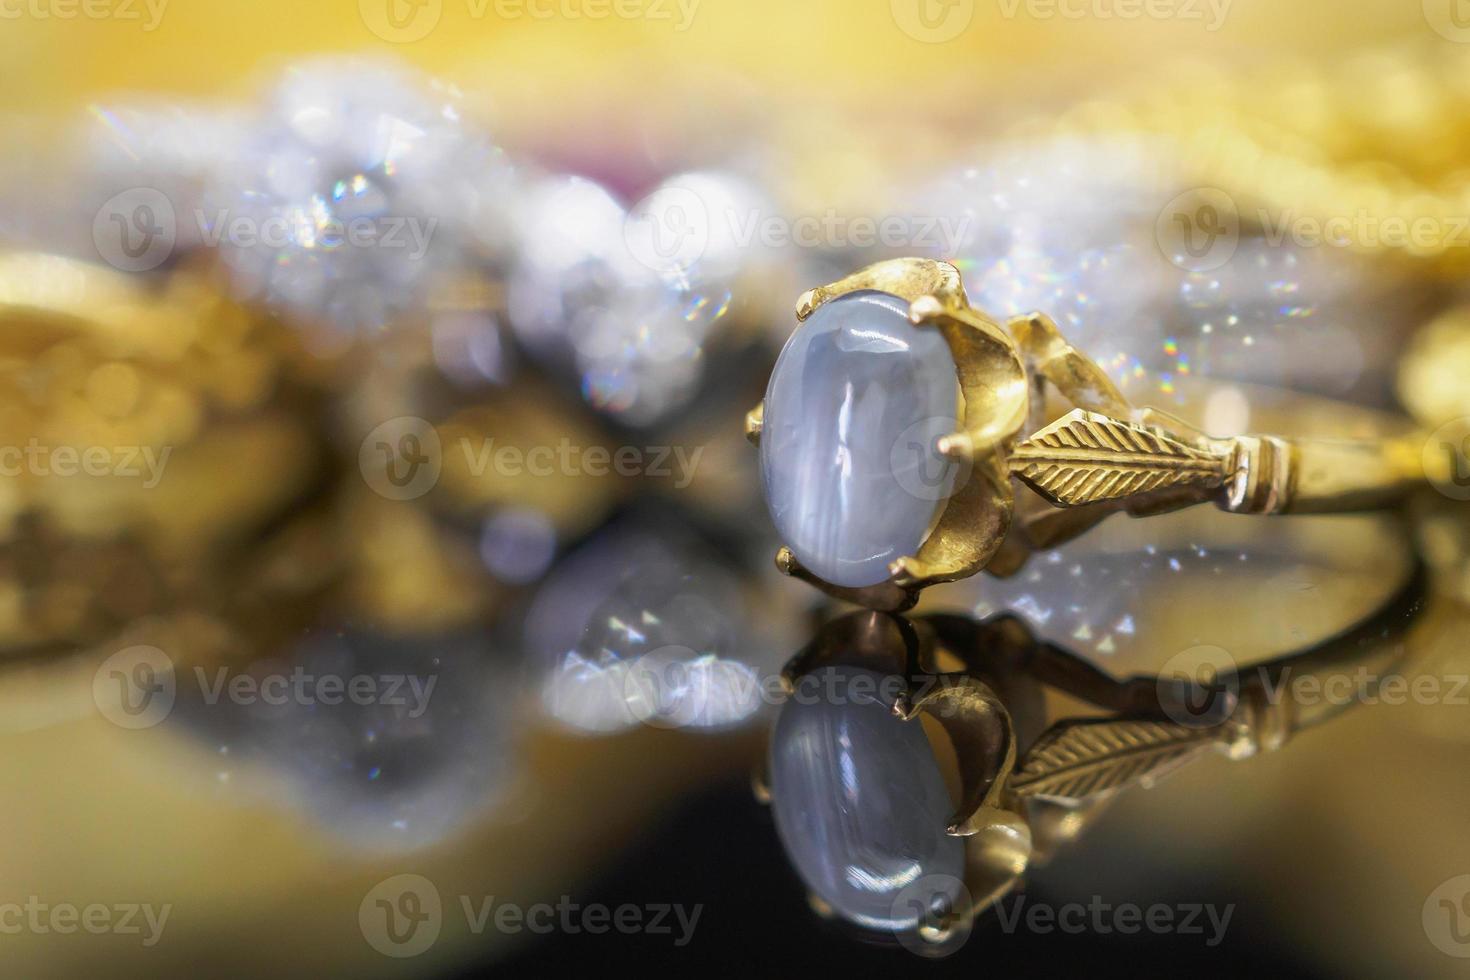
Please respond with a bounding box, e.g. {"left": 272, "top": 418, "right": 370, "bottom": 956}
{"left": 453, "top": 778, "right": 1327, "bottom": 979}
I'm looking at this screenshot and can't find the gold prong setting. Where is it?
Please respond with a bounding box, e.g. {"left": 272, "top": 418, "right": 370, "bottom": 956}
{"left": 751, "top": 258, "right": 1030, "bottom": 611}
{"left": 752, "top": 256, "right": 1427, "bottom": 611}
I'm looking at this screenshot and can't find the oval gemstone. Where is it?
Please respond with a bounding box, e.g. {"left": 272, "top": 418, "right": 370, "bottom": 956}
{"left": 769, "top": 666, "right": 965, "bottom": 930}
{"left": 760, "top": 290, "right": 959, "bottom": 588}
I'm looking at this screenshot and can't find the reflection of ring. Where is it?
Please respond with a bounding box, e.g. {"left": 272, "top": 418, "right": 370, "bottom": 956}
{"left": 747, "top": 257, "right": 1449, "bottom": 611}
{"left": 758, "top": 551, "right": 1429, "bottom": 950}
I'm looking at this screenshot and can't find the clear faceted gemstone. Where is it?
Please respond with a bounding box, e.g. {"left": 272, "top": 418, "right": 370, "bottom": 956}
{"left": 769, "top": 666, "right": 964, "bottom": 930}
{"left": 760, "top": 290, "right": 959, "bottom": 588}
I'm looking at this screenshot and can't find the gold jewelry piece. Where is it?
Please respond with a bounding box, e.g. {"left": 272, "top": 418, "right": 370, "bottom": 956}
{"left": 0, "top": 252, "right": 311, "bottom": 553}
{"left": 748, "top": 257, "right": 1444, "bottom": 611}
{"left": 760, "top": 554, "right": 1429, "bottom": 952}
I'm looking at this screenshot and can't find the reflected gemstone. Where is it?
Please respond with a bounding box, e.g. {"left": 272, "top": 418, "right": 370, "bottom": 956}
{"left": 760, "top": 290, "right": 959, "bottom": 588}
{"left": 769, "top": 666, "right": 964, "bottom": 930}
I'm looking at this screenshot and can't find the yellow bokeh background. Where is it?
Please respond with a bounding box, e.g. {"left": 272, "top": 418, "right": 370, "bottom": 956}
{"left": 0, "top": 0, "right": 1444, "bottom": 119}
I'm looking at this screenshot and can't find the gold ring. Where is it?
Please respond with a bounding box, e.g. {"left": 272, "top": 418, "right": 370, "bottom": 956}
{"left": 747, "top": 257, "right": 1445, "bottom": 611}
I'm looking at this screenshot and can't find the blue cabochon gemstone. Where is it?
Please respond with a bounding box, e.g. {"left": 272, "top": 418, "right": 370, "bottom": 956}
{"left": 760, "top": 290, "right": 960, "bottom": 588}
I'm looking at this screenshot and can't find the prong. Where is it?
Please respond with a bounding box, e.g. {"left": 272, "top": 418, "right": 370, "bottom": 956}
{"left": 917, "top": 912, "right": 965, "bottom": 947}
{"left": 796, "top": 288, "right": 826, "bottom": 321}
{"left": 887, "top": 554, "right": 927, "bottom": 588}
{"left": 936, "top": 432, "right": 974, "bottom": 461}
{"left": 775, "top": 546, "right": 799, "bottom": 576}
{"left": 908, "top": 295, "right": 947, "bottom": 325}
{"left": 806, "top": 892, "right": 836, "bottom": 920}
{"left": 751, "top": 761, "right": 772, "bottom": 805}
{"left": 1010, "top": 311, "right": 1054, "bottom": 342}
{"left": 891, "top": 687, "right": 923, "bottom": 721}
{"left": 744, "top": 403, "right": 763, "bottom": 445}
